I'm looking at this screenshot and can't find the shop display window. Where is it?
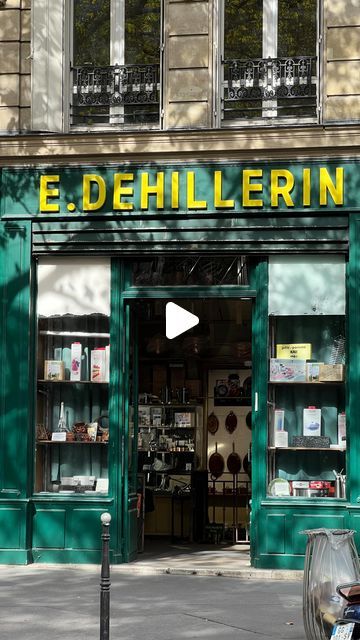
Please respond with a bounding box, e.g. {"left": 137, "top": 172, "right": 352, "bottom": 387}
{"left": 34, "top": 258, "right": 110, "bottom": 495}
{"left": 267, "top": 294, "right": 346, "bottom": 498}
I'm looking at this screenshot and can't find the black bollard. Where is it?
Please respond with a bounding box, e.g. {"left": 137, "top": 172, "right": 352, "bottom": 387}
{"left": 100, "top": 512, "right": 111, "bottom": 640}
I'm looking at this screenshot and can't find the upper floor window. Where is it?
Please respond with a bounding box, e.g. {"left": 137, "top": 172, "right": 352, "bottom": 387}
{"left": 71, "top": 0, "right": 161, "bottom": 128}
{"left": 221, "top": 0, "right": 318, "bottom": 124}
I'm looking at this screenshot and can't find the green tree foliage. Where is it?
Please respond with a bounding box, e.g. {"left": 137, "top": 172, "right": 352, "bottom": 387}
{"left": 224, "top": 0, "right": 316, "bottom": 60}
{"left": 73, "top": 0, "right": 160, "bottom": 67}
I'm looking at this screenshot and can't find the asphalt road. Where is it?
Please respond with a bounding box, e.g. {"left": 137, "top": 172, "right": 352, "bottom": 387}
{"left": 0, "top": 565, "right": 305, "bottom": 640}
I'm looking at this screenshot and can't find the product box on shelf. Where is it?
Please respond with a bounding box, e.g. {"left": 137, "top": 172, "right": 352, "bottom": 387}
{"left": 90, "top": 348, "right": 106, "bottom": 382}
{"left": 271, "top": 409, "right": 285, "bottom": 445}
{"left": 318, "top": 364, "right": 345, "bottom": 382}
{"left": 70, "top": 342, "right": 82, "bottom": 381}
{"left": 105, "top": 345, "right": 110, "bottom": 382}
{"left": 269, "top": 359, "right": 306, "bottom": 382}
{"left": 306, "top": 362, "right": 323, "bottom": 382}
{"left": 338, "top": 412, "right": 346, "bottom": 447}
{"left": 274, "top": 430, "right": 288, "bottom": 447}
{"left": 174, "top": 412, "right": 193, "bottom": 428}
{"left": 44, "top": 360, "right": 65, "bottom": 381}
{"left": 303, "top": 406, "right": 321, "bottom": 436}
{"left": 151, "top": 408, "right": 162, "bottom": 428}
{"left": 138, "top": 406, "right": 151, "bottom": 427}
{"left": 276, "top": 343, "right": 312, "bottom": 360}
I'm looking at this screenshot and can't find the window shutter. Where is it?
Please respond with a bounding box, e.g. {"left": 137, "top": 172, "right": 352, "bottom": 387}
{"left": 31, "top": 0, "right": 67, "bottom": 132}
{"left": 323, "top": 0, "right": 360, "bottom": 123}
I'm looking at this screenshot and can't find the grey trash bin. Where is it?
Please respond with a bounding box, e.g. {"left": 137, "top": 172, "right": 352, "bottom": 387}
{"left": 302, "top": 529, "right": 360, "bottom": 640}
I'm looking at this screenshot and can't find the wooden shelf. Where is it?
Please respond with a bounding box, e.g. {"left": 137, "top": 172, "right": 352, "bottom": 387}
{"left": 36, "top": 440, "right": 108, "bottom": 445}
{"left": 38, "top": 379, "right": 108, "bottom": 385}
{"left": 268, "top": 381, "right": 344, "bottom": 385}
{"left": 268, "top": 446, "right": 345, "bottom": 451}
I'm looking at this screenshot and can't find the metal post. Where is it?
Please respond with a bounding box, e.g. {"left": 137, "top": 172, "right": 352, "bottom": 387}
{"left": 100, "top": 512, "right": 111, "bottom": 640}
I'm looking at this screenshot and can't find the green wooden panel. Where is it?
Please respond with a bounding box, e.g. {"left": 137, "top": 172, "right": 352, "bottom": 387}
{"left": 348, "top": 215, "right": 360, "bottom": 504}
{"left": 33, "top": 509, "right": 66, "bottom": 548}
{"left": 0, "top": 222, "right": 31, "bottom": 495}
{"left": 265, "top": 514, "right": 286, "bottom": 553}
{"left": 250, "top": 260, "right": 268, "bottom": 564}
{"left": 67, "top": 508, "right": 104, "bottom": 550}
{"left": 0, "top": 507, "right": 22, "bottom": 548}
{"left": 291, "top": 513, "right": 346, "bottom": 555}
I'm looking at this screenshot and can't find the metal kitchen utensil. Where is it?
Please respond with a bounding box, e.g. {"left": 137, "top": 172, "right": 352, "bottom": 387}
{"left": 225, "top": 411, "right": 237, "bottom": 434}
{"left": 207, "top": 412, "right": 219, "bottom": 435}
{"left": 209, "top": 442, "right": 225, "bottom": 479}
{"left": 227, "top": 443, "right": 241, "bottom": 475}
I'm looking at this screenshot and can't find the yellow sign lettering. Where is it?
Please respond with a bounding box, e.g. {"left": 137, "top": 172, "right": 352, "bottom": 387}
{"left": 242, "top": 170, "right": 263, "bottom": 207}
{"left": 140, "top": 172, "right": 164, "bottom": 210}
{"left": 171, "top": 172, "right": 179, "bottom": 209}
{"left": 303, "top": 168, "right": 311, "bottom": 206}
{"left": 319, "top": 167, "right": 344, "bottom": 206}
{"left": 187, "top": 172, "right": 207, "bottom": 209}
{"left": 214, "top": 171, "right": 235, "bottom": 208}
{"left": 113, "top": 173, "right": 134, "bottom": 210}
{"left": 271, "top": 170, "right": 295, "bottom": 207}
{"left": 39, "top": 175, "right": 60, "bottom": 212}
{"left": 83, "top": 174, "right": 106, "bottom": 211}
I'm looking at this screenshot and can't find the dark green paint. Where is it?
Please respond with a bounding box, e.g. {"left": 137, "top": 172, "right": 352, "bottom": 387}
{"left": 0, "top": 160, "right": 354, "bottom": 218}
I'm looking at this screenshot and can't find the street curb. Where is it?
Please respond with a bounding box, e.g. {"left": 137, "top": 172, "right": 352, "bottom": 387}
{"left": 111, "top": 565, "right": 304, "bottom": 580}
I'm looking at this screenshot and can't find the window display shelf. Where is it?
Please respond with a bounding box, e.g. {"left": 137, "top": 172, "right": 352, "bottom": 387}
{"left": 269, "top": 446, "right": 346, "bottom": 451}
{"left": 38, "top": 379, "right": 109, "bottom": 385}
{"left": 36, "top": 440, "right": 108, "bottom": 445}
{"left": 267, "top": 314, "right": 346, "bottom": 498}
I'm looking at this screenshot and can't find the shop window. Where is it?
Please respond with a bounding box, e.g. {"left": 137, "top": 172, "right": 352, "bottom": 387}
{"left": 131, "top": 256, "right": 249, "bottom": 286}
{"left": 267, "top": 256, "right": 347, "bottom": 500}
{"left": 221, "top": 0, "right": 318, "bottom": 124}
{"left": 31, "top": 0, "right": 161, "bottom": 132}
{"left": 34, "top": 258, "right": 111, "bottom": 496}
{"left": 71, "top": 0, "right": 161, "bottom": 127}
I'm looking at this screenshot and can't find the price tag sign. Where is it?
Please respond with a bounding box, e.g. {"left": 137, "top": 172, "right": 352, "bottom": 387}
{"left": 331, "top": 623, "right": 355, "bottom": 640}
{"left": 51, "top": 432, "right": 67, "bottom": 442}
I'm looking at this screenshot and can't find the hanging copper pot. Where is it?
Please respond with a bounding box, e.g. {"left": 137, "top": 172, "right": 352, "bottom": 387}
{"left": 225, "top": 410, "right": 237, "bottom": 434}
{"left": 208, "top": 442, "right": 225, "bottom": 479}
{"left": 227, "top": 443, "right": 241, "bottom": 475}
{"left": 207, "top": 412, "right": 219, "bottom": 435}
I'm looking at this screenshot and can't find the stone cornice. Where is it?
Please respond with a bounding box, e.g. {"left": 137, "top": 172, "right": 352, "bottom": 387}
{"left": 0, "top": 125, "right": 360, "bottom": 166}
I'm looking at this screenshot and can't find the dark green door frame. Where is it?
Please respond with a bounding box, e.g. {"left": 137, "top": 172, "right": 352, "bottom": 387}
{"left": 116, "top": 259, "right": 268, "bottom": 562}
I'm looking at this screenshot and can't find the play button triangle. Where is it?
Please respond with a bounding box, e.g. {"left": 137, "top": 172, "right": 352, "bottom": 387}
{"left": 166, "top": 302, "right": 199, "bottom": 339}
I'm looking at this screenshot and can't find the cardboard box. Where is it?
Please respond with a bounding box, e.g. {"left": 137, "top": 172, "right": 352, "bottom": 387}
{"left": 303, "top": 407, "right": 321, "bottom": 436}
{"left": 70, "top": 342, "right": 82, "bottom": 381}
{"left": 269, "top": 359, "right": 306, "bottom": 382}
{"left": 276, "top": 343, "right": 312, "bottom": 360}
{"left": 274, "top": 430, "right": 288, "bottom": 447}
{"left": 44, "top": 360, "right": 65, "bottom": 381}
{"left": 174, "top": 412, "right": 193, "bottom": 428}
{"left": 91, "top": 348, "right": 106, "bottom": 382}
{"left": 319, "top": 364, "right": 345, "bottom": 382}
{"left": 338, "top": 412, "right": 346, "bottom": 447}
{"left": 306, "top": 362, "right": 323, "bottom": 382}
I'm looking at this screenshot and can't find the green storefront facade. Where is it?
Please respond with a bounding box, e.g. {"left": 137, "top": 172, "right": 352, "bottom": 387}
{"left": 0, "top": 157, "right": 359, "bottom": 568}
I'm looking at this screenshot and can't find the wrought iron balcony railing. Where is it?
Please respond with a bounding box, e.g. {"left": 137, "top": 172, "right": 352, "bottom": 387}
{"left": 222, "top": 56, "right": 317, "bottom": 122}
{"left": 71, "top": 63, "right": 160, "bottom": 127}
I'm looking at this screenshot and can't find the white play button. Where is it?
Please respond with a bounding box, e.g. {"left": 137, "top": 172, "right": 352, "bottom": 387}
{"left": 166, "top": 302, "right": 199, "bottom": 339}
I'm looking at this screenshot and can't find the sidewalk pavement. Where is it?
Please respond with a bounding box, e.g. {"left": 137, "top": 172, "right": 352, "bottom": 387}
{"left": 0, "top": 564, "right": 305, "bottom": 640}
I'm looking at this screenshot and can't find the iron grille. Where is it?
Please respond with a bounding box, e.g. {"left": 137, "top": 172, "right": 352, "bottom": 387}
{"left": 222, "top": 56, "right": 317, "bottom": 121}
{"left": 71, "top": 63, "right": 160, "bottom": 127}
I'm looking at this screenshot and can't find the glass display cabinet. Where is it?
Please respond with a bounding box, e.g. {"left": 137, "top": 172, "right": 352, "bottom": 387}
{"left": 267, "top": 314, "right": 346, "bottom": 498}
{"left": 35, "top": 314, "right": 110, "bottom": 495}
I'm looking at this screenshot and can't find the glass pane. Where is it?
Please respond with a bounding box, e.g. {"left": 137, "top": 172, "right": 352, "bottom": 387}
{"left": 267, "top": 314, "right": 346, "bottom": 499}
{"left": 224, "top": 0, "right": 262, "bottom": 60}
{"left": 278, "top": 0, "right": 317, "bottom": 57}
{"left": 125, "top": 0, "right": 160, "bottom": 64}
{"left": 35, "top": 261, "right": 111, "bottom": 496}
{"left": 132, "top": 256, "right": 249, "bottom": 286}
{"left": 73, "top": 0, "right": 110, "bottom": 66}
